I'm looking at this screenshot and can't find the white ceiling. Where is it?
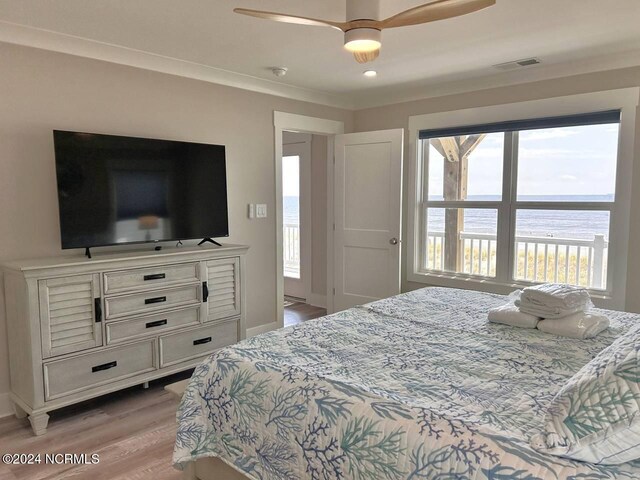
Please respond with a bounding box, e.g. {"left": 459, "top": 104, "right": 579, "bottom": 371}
{"left": 1, "top": 0, "right": 640, "bottom": 109}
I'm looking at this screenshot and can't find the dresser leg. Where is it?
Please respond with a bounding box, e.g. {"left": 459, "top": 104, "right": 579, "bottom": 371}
{"left": 28, "top": 412, "right": 49, "bottom": 436}
{"left": 142, "top": 381, "right": 149, "bottom": 389}
{"left": 12, "top": 402, "right": 27, "bottom": 419}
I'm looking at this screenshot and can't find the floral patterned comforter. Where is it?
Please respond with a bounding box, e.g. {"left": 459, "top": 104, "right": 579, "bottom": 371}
{"left": 173, "top": 287, "right": 640, "bottom": 479}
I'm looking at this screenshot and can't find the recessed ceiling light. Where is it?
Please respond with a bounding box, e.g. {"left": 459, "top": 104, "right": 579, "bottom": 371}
{"left": 363, "top": 70, "right": 377, "bottom": 78}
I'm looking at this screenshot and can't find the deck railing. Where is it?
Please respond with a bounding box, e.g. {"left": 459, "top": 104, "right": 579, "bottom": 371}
{"left": 284, "top": 223, "right": 301, "bottom": 278}
{"left": 426, "top": 231, "right": 608, "bottom": 289}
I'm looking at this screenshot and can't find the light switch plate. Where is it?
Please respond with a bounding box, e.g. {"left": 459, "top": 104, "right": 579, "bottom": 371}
{"left": 248, "top": 204, "right": 255, "bottom": 219}
{"left": 256, "top": 204, "right": 267, "bottom": 218}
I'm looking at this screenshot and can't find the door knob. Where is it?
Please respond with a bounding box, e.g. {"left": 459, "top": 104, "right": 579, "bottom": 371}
{"left": 389, "top": 237, "right": 399, "bottom": 245}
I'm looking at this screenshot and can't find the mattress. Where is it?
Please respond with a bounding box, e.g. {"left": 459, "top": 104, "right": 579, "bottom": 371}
{"left": 173, "top": 287, "right": 640, "bottom": 479}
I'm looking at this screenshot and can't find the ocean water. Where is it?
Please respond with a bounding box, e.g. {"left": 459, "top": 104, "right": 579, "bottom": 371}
{"left": 284, "top": 196, "right": 299, "bottom": 224}
{"left": 285, "top": 195, "right": 612, "bottom": 240}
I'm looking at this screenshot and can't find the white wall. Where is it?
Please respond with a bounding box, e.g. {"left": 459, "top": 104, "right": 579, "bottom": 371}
{"left": 353, "top": 66, "right": 640, "bottom": 312}
{"left": 0, "top": 42, "right": 353, "bottom": 399}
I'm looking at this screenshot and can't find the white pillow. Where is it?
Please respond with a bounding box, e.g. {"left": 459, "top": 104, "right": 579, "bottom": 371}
{"left": 531, "top": 325, "right": 640, "bottom": 464}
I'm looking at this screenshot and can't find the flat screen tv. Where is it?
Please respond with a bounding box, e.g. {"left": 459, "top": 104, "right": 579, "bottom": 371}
{"left": 54, "top": 130, "right": 229, "bottom": 250}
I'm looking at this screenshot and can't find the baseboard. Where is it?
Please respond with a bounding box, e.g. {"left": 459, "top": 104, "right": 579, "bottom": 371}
{"left": 307, "top": 293, "right": 327, "bottom": 309}
{"left": 0, "top": 392, "right": 13, "bottom": 418}
{"left": 246, "top": 321, "right": 279, "bottom": 338}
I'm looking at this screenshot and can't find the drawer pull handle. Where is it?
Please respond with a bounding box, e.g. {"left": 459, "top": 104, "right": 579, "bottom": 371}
{"left": 92, "top": 361, "right": 117, "bottom": 373}
{"left": 193, "top": 337, "right": 212, "bottom": 346}
{"left": 144, "top": 273, "right": 166, "bottom": 281}
{"left": 202, "top": 282, "right": 209, "bottom": 302}
{"left": 146, "top": 319, "right": 168, "bottom": 328}
{"left": 145, "top": 296, "right": 167, "bottom": 305}
{"left": 94, "top": 297, "right": 102, "bottom": 323}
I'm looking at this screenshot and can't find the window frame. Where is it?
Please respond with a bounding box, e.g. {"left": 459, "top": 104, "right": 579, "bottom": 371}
{"left": 407, "top": 89, "right": 639, "bottom": 310}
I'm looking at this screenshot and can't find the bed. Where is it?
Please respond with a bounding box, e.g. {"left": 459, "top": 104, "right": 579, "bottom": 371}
{"left": 173, "top": 287, "right": 640, "bottom": 479}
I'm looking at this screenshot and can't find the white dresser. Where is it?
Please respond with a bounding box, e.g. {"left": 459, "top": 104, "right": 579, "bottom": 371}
{"left": 2, "top": 244, "right": 248, "bottom": 435}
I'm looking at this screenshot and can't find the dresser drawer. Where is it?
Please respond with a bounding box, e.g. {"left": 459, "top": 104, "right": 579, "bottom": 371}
{"left": 105, "top": 284, "right": 202, "bottom": 320}
{"left": 103, "top": 263, "right": 200, "bottom": 295}
{"left": 159, "top": 320, "right": 238, "bottom": 368}
{"left": 43, "top": 340, "right": 157, "bottom": 400}
{"left": 106, "top": 307, "right": 201, "bottom": 344}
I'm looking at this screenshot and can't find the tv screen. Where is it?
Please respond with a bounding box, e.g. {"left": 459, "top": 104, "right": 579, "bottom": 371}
{"left": 53, "top": 130, "right": 229, "bottom": 249}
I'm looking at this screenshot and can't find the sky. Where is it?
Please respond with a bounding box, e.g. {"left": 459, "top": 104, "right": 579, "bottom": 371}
{"left": 283, "top": 155, "right": 300, "bottom": 197}
{"left": 427, "top": 124, "right": 619, "bottom": 199}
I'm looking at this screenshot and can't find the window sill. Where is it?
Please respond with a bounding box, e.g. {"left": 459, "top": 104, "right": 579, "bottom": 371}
{"left": 406, "top": 270, "right": 615, "bottom": 307}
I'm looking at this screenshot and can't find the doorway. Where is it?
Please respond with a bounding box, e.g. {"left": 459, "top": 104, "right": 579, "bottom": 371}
{"left": 282, "top": 132, "right": 311, "bottom": 300}
{"left": 281, "top": 131, "right": 327, "bottom": 327}
{"left": 273, "top": 112, "right": 344, "bottom": 332}
{"left": 272, "top": 113, "right": 404, "bottom": 333}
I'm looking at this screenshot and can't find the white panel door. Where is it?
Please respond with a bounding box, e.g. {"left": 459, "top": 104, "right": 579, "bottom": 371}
{"left": 333, "top": 129, "right": 403, "bottom": 311}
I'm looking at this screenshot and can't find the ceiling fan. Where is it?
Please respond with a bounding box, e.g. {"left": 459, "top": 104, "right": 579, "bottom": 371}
{"left": 234, "top": 0, "right": 496, "bottom": 64}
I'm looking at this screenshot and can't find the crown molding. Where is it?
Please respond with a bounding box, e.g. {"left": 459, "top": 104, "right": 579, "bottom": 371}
{"left": 350, "top": 49, "right": 640, "bottom": 110}
{"left": 0, "top": 20, "right": 355, "bottom": 110}
{"left": 1, "top": 20, "right": 639, "bottom": 112}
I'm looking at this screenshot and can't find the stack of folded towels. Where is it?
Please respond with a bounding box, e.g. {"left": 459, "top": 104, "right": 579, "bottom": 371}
{"left": 488, "top": 283, "right": 610, "bottom": 339}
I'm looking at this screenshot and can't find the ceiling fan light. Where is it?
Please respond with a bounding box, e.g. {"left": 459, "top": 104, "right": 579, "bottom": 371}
{"left": 344, "top": 28, "right": 382, "bottom": 53}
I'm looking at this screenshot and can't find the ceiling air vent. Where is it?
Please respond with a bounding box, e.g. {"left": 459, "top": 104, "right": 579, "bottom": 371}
{"left": 493, "top": 58, "right": 542, "bottom": 71}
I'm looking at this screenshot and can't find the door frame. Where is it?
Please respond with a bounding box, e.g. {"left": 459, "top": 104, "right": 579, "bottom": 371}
{"left": 282, "top": 135, "right": 312, "bottom": 301}
{"left": 273, "top": 112, "right": 344, "bottom": 331}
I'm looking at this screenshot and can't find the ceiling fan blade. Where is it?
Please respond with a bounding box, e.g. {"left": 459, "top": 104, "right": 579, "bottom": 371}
{"left": 381, "top": 0, "right": 495, "bottom": 29}
{"left": 353, "top": 49, "right": 380, "bottom": 64}
{"left": 233, "top": 8, "right": 346, "bottom": 32}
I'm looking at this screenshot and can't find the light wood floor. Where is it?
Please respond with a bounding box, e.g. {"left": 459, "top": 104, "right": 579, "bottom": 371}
{"left": 0, "top": 371, "right": 192, "bottom": 480}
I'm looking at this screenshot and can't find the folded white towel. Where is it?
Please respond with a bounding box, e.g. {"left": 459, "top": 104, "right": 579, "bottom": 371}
{"left": 520, "top": 283, "right": 591, "bottom": 310}
{"left": 515, "top": 299, "right": 585, "bottom": 319}
{"left": 488, "top": 303, "right": 541, "bottom": 329}
{"left": 537, "top": 312, "right": 610, "bottom": 339}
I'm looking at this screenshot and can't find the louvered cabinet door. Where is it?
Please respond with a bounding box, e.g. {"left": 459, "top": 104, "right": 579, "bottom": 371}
{"left": 39, "top": 274, "right": 103, "bottom": 358}
{"left": 205, "top": 258, "right": 241, "bottom": 322}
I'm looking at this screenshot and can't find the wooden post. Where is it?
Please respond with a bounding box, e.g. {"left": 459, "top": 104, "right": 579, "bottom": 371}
{"left": 432, "top": 135, "right": 486, "bottom": 272}
{"left": 443, "top": 158, "right": 463, "bottom": 271}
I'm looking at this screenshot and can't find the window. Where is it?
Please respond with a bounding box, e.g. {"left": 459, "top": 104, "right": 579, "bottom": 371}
{"left": 416, "top": 111, "right": 620, "bottom": 291}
